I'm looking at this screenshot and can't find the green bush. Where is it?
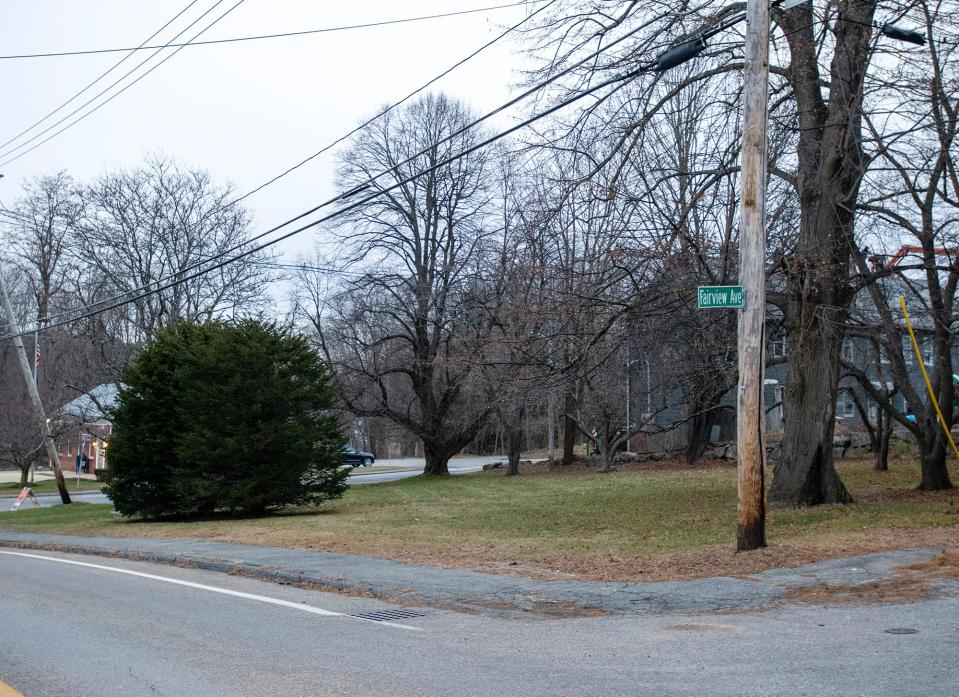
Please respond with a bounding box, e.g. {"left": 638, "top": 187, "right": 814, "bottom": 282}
{"left": 104, "top": 320, "right": 348, "bottom": 518}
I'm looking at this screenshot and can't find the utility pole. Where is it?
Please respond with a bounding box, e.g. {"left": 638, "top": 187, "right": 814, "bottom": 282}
{"left": 0, "top": 269, "right": 71, "bottom": 504}
{"left": 32, "top": 330, "right": 39, "bottom": 384}
{"left": 31, "top": 329, "right": 39, "bottom": 485}
{"left": 736, "top": 0, "right": 769, "bottom": 550}
{"left": 625, "top": 341, "right": 631, "bottom": 437}
{"left": 547, "top": 388, "right": 556, "bottom": 463}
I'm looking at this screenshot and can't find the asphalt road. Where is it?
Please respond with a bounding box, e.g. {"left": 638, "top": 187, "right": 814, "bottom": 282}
{"left": 1, "top": 549, "right": 957, "bottom": 697}
{"left": 20, "top": 458, "right": 496, "bottom": 509}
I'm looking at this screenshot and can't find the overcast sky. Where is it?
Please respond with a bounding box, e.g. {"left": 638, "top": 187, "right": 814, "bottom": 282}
{"left": 0, "top": 0, "right": 533, "bottom": 266}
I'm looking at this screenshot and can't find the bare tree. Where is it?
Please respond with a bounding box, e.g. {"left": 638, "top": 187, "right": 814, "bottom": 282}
{"left": 74, "top": 156, "right": 272, "bottom": 341}
{"left": 615, "top": 73, "right": 745, "bottom": 463}
{"left": 517, "top": 0, "right": 950, "bottom": 504}
{"left": 304, "top": 94, "right": 497, "bottom": 475}
{"left": 841, "top": 355, "right": 896, "bottom": 472}
{"left": 842, "top": 0, "right": 958, "bottom": 489}
{"left": 4, "top": 172, "right": 82, "bottom": 328}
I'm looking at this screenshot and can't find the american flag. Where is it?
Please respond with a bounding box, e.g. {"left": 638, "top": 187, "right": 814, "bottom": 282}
{"left": 34, "top": 343, "right": 40, "bottom": 368}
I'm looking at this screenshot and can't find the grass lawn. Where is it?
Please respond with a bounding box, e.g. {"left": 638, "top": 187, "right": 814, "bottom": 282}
{"left": 1, "top": 456, "right": 957, "bottom": 581}
{"left": 0, "top": 478, "right": 104, "bottom": 494}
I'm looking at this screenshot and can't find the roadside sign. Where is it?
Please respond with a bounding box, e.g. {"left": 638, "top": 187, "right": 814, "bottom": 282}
{"left": 698, "top": 285, "right": 745, "bottom": 309}
{"left": 9, "top": 487, "right": 40, "bottom": 512}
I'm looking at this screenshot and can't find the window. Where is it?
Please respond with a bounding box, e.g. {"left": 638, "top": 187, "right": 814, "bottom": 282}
{"left": 841, "top": 339, "right": 854, "bottom": 362}
{"left": 921, "top": 337, "right": 934, "bottom": 367}
{"left": 836, "top": 391, "right": 856, "bottom": 419}
{"left": 770, "top": 335, "right": 787, "bottom": 358}
{"left": 902, "top": 335, "right": 915, "bottom": 363}
{"left": 879, "top": 344, "right": 890, "bottom": 365}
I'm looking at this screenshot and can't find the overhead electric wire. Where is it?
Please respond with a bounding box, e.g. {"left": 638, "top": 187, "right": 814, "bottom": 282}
{"left": 7, "top": 3, "right": 753, "bottom": 336}
{"left": 261, "top": 262, "right": 366, "bottom": 276}
{"left": 0, "top": 2, "right": 529, "bottom": 60}
{"left": 0, "top": 0, "right": 203, "bottom": 154}
{"left": 4, "top": 0, "right": 560, "bottom": 331}
{"left": 0, "top": 0, "right": 248, "bottom": 167}
{"left": 3, "top": 0, "right": 606, "bottom": 330}
{"left": 0, "top": 63, "right": 648, "bottom": 342}
{"left": 0, "top": 207, "right": 33, "bottom": 224}
{"left": 226, "top": 0, "right": 560, "bottom": 212}
{"left": 2, "top": 3, "right": 757, "bottom": 339}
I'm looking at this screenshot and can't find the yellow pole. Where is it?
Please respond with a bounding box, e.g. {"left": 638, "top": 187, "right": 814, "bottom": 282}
{"left": 898, "top": 295, "right": 959, "bottom": 461}
{"left": 0, "top": 680, "right": 26, "bottom": 697}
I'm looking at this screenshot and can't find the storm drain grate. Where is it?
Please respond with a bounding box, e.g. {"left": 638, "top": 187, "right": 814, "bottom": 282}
{"left": 350, "top": 609, "right": 426, "bottom": 622}
{"left": 884, "top": 628, "right": 919, "bottom": 635}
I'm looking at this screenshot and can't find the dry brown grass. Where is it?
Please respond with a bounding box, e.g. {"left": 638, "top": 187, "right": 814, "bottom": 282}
{"left": 2, "top": 454, "right": 958, "bottom": 582}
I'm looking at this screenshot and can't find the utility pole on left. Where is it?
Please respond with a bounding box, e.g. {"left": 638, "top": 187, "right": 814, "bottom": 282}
{"left": 0, "top": 268, "right": 71, "bottom": 504}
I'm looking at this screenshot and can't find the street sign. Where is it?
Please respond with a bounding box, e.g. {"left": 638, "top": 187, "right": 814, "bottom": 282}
{"left": 698, "top": 285, "right": 745, "bottom": 309}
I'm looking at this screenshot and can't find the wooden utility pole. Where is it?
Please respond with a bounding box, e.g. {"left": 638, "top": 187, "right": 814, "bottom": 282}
{"left": 736, "top": 0, "right": 769, "bottom": 550}
{"left": 547, "top": 388, "right": 556, "bottom": 462}
{"left": 0, "top": 270, "right": 71, "bottom": 504}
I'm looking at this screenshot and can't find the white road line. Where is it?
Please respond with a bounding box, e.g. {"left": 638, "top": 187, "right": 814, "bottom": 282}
{"left": 0, "top": 550, "right": 422, "bottom": 631}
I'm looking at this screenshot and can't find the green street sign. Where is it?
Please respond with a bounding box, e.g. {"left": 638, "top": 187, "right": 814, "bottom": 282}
{"left": 698, "top": 285, "right": 745, "bottom": 309}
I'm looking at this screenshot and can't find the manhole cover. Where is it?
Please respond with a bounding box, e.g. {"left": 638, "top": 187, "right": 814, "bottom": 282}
{"left": 884, "top": 628, "right": 919, "bottom": 635}
{"left": 351, "top": 609, "right": 426, "bottom": 622}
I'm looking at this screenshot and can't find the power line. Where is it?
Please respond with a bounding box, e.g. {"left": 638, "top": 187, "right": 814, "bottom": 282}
{"left": 3, "top": 3, "right": 756, "bottom": 338}
{"left": 0, "top": 64, "right": 649, "bottom": 342}
{"left": 0, "top": 0, "right": 204, "bottom": 155}
{"left": 2, "top": 0, "right": 563, "bottom": 329}
{"left": 7, "top": 3, "right": 753, "bottom": 335}
{"left": 0, "top": 207, "right": 33, "bottom": 224}
{"left": 261, "top": 262, "right": 362, "bottom": 275}
{"left": 0, "top": 2, "right": 528, "bottom": 60}
{"left": 0, "top": 0, "right": 248, "bottom": 167}
{"left": 226, "top": 0, "right": 560, "bottom": 213}
{"left": 260, "top": 224, "right": 510, "bottom": 277}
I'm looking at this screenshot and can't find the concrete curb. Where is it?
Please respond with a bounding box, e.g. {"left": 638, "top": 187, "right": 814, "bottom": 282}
{"left": 1, "top": 531, "right": 954, "bottom": 619}
{"left": 346, "top": 467, "right": 422, "bottom": 477}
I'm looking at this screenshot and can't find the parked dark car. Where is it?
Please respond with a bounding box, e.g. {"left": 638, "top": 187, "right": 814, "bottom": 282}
{"left": 342, "top": 446, "right": 375, "bottom": 467}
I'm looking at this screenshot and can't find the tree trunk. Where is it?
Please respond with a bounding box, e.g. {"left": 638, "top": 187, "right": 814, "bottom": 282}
{"left": 19, "top": 464, "right": 30, "bottom": 488}
{"left": 423, "top": 442, "right": 452, "bottom": 476}
{"left": 771, "top": 311, "right": 853, "bottom": 505}
{"left": 913, "top": 366, "right": 954, "bottom": 489}
{"left": 561, "top": 389, "right": 577, "bottom": 465}
{"left": 598, "top": 442, "right": 617, "bottom": 473}
{"left": 506, "top": 419, "right": 523, "bottom": 477}
{"left": 686, "top": 401, "right": 721, "bottom": 464}
{"left": 773, "top": 0, "right": 876, "bottom": 507}
{"left": 916, "top": 431, "right": 952, "bottom": 491}
{"left": 874, "top": 408, "right": 891, "bottom": 472}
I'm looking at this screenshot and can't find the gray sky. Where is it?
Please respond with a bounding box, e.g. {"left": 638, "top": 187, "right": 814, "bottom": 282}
{"left": 0, "top": 0, "right": 532, "bottom": 264}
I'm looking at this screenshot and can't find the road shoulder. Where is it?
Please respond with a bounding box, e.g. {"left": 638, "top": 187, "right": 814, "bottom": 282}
{"left": 1, "top": 530, "right": 956, "bottom": 619}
